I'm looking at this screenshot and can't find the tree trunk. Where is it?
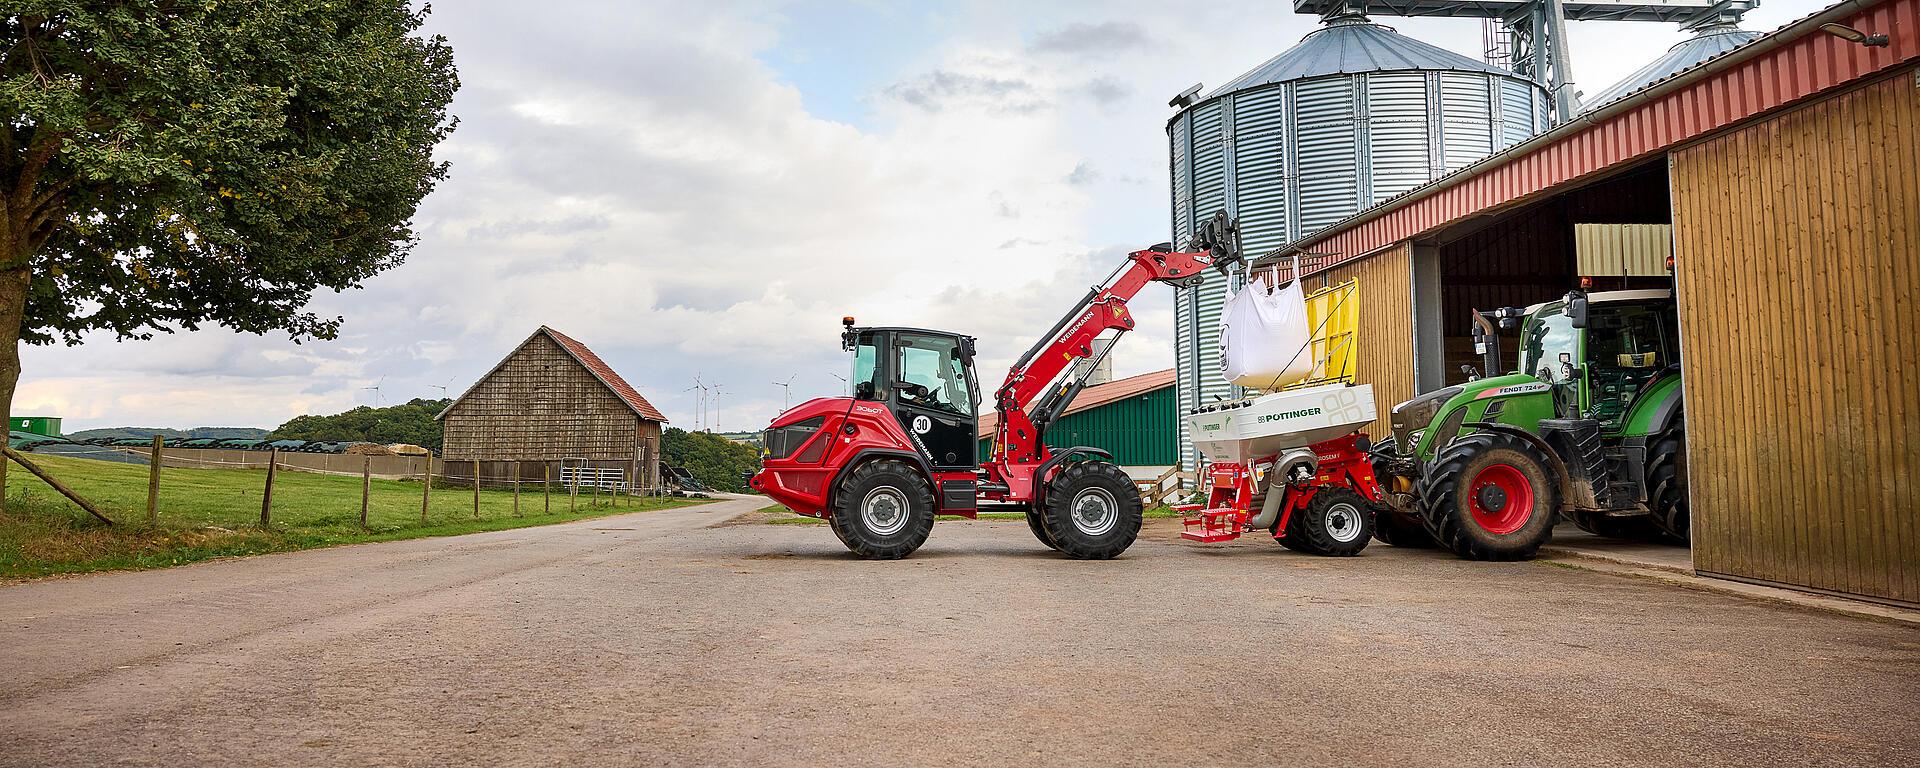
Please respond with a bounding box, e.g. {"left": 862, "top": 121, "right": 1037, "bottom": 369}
{"left": 0, "top": 269, "right": 28, "bottom": 514}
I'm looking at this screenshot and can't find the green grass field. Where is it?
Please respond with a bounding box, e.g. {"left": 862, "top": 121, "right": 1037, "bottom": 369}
{"left": 0, "top": 453, "right": 710, "bottom": 579}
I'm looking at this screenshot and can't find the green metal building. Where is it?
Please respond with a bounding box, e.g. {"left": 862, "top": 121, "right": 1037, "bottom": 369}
{"left": 11, "top": 416, "right": 60, "bottom": 437}
{"left": 976, "top": 369, "right": 1177, "bottom": 467}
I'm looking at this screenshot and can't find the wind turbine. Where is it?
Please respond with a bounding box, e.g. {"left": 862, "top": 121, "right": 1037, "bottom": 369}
{"left": 427, "top": 377, "right": 454, "bottom": 401}
{"left": 709, "top": 383, "right": 725, "bottom": 433}
{"left": 682, "top": 375, "right": 708, "bottom": 431}
{"left": 363, "top": 376, "right": 385, "bottom": 407}
{"left": 773, "top": 374, "right": 797, "bottom": 410}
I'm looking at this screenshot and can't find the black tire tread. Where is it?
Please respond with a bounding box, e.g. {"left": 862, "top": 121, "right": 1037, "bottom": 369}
{"left": 1039, "top": 461, "right": 1143, "bottom": 560}
{"left": 1645, "top": 418, "right": 1689, "bottom": 542}
{"left": 828, "top": 459, "right": 936, "bottom": 560}
{"left": 1284, "top": 488, "right": 1374, "bottom": 557}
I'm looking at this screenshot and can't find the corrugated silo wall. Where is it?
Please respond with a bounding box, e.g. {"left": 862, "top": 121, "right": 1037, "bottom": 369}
{"left": 1170, "top": 71, "right": 1546, "bottom": 468}
{"left": 1302, "top": 244, "right": 1416, "bottom": 440}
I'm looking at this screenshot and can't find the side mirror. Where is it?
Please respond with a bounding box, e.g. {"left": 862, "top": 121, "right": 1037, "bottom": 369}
{"left": 1568, "top": 294, "right": 1590, "bottom": 329}
{"left": 1459, "top": 364, "right": 1481, "bottom": 382}
{"left": 854, "top": 381, "right": 876, "bottom": 400}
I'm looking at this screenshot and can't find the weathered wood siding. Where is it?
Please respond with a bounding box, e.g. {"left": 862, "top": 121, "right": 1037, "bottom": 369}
{"left": 1670, "top": 70, "right": 1920, "bottom": 605}
{"left": 1307, "top": 243, "right": 1417, "bottom": 438}
{"left": 442, "top": 334, "right": 650, "bottom": 462}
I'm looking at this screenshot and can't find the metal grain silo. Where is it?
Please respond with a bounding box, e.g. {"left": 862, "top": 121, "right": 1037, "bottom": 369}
{"left": 1168, "top": 10, "right": 1549, "bottom": 468}
{"left": 1582, "top": 23, "right": 1760, "bottom": 111}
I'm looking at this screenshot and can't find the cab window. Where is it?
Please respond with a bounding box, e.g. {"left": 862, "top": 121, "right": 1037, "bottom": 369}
{"left": 1520, "top": 307, "right": 1579, "bottom": 384}
{"left": 1583, "top": 303, "right": 1672, "bottom": 424}
{"left": 894, "top": 333, "right": 972, "bottom": 417}
{"left": 850, "top": 333, "right": 881, "bottom": 400}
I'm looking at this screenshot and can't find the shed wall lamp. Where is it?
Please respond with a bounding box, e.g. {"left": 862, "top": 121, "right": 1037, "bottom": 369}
{"left": 1819, "top": 22, "right": 1890, "bottom": 47}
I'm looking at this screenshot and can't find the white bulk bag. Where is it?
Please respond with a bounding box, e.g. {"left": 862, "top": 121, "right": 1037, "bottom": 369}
{"left": 1218, "top": 278, "right": 1314, "bottom": 390}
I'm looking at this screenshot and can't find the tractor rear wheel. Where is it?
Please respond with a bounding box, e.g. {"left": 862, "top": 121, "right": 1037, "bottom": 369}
{"left": 1372, "top": 509, "right": 1438, "bottom": 548}
{"left": 1645, "top": 419, "right": 1690, "bottom": 541}
{"left": 829, "top": 459, "right": 935, "bottom": 560}
{"left": 1420, "top": 432, "right": 1559, "bottom": 561}
{"left": 1039, "top": 461, "right": 1142, "bottom": 560}
{"left": 1283, "top": 488, "right": 1374, "bottom": 556}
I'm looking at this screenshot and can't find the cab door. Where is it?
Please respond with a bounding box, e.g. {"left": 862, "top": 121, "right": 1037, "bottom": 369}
{"left": 887, "top": 332, "right": 979, "bottom": 470}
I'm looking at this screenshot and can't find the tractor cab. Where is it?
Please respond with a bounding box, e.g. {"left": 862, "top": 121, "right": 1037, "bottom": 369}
{"left": 1512, "top": 289, "right": 1679, "bottom": 430}
{"left": 841, "top": 321, "right": 981, "bottom": 471}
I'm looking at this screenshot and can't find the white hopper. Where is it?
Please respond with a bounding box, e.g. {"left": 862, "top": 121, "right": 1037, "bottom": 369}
{"left": 1186, "top": 383, "right": 1377, "bottom": 465}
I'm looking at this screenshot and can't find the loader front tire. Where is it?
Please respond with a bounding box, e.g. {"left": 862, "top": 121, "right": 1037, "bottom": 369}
{"left": 829, "top": 459, "right": 935, "bottom": 560}
{"left": 1039, "top": 461, "right": 1142, "bottom": 560}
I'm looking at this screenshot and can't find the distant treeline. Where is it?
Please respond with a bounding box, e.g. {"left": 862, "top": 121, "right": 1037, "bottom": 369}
{"left": 269, "top": 398, "right": 450, "bottom": 450}
{"left": 67, "top": 426, "right": 270, "bottom": 441}
{"left": 663, "top": 428, "right": 760, "bottom": 494}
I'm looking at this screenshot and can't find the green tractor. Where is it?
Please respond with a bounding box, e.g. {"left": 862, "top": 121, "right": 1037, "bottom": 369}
{"left": 1372, "top": 289, "right": 1688, "bottom": 560}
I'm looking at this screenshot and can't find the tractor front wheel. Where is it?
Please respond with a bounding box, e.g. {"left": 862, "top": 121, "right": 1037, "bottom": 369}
{"left": 1283, "top": 488, "right": 1374, "bottom": 556}
{"left": 1420, "top": 432, "right": 1559, "bottom": 561}
{"left": 1039, "top": 461, "right": 1142, "bottom": 560}
{"left": 829, "top": 459, "right": 936, "bottom": 560}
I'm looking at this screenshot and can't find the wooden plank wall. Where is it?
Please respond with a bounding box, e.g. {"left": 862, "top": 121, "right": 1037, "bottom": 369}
{"left": 1306, "top": 243, "right": 1417, "bottom": 439}
{"left": 442, "top": 334, "right": 647, "bottom": 462}
{"left": 1670, "top": 69, "right": 1920, "bottom": 605}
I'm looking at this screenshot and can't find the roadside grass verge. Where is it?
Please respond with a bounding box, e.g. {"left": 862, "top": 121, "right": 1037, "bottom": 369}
{"left": 1, "top": 453, "right": 709, "bottom": 580}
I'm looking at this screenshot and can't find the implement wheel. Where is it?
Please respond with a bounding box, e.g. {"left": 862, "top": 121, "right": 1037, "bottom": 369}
{"left": 828, "top": 459, "right": 935, "bottom": 560}
{"left": 1420, "top": 432, "right": 1559, "bottom": 561}
{"left": 1039, "top": 461, "right": 1142, "bottom": 560}
{"left": 1283, "top": 488, "right": 1374, "bottom": 557}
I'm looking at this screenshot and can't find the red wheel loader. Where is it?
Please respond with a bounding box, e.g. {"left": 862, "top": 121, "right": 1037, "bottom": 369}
{"left": 750, "top": 214, "right": 1244, "bottom": 559}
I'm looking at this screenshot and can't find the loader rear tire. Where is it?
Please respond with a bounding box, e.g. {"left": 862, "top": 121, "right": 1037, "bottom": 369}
{"left": 1039, "top": 461, "right": 1142, "bottom": 560}
{"left": 1283, "top": 488, "right": 1374, "bottom": 557}
{"left": 1645, "top": 420, "right": 1689, "bottom": 542}
{"left": 1420, "top": 432, "right": 1559, "bottom": 561}
{"left": 829, "top": 459, "right": 935, "bottom": 560}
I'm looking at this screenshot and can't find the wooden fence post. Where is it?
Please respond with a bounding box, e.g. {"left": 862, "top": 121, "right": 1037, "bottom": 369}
{"left": 259, "top": 448, "right": 279, "bottom": 528}
{"left": 543, "top": 462, "right": 551, "bottom": 514}
{"left": 146, "top": 435, "right": 163, "bottom": 525}
{"left": 592, "top": 463, "right": 601, "bottom": 508}
{"left": 421, "top": 454, "right": 433, "bottom": 523}
{"left": 361, "top": 455, "right": 372, "bottom": 529}
{"left": 513, "top": 461, "right": 521, "bottom": 517}
{"left": 568, "top": 460, "right": 577, "bottom": 513}
{"left": 2, "top": 446, "right": 114, "bottom": 525}
{"left": 472, "top": 459, "right": 481, "bottom": 518}
{"left": 629, "top": 451, "right": 639, "bottom": 507}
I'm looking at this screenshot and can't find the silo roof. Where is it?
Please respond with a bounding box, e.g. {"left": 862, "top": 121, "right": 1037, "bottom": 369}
{"left": 1206, "top": 16, "right": 1508, "bottom": 99}
{"left": 1582, "top": 26, "right": 1761, "bottom": 111}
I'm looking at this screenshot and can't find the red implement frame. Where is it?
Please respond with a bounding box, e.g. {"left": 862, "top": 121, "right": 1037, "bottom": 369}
{"left": 1175, "top": 434, "right": 1384, "bottom": 543}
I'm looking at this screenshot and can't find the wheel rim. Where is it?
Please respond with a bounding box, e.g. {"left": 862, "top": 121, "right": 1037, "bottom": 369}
{"left": 1069, "top": 487, "right": 1119, "bottom": 537}
{"left": 1467, "top": 463, "right": 1535, "bottom": 535}
{"left": 1324, "top": 501, "right": 1364, "bottom": 543}
{"left": 861, "top": 485, "right": 910, "bottom": 536}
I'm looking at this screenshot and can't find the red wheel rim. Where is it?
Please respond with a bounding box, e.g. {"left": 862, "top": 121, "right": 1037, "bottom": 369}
{"left": 1467, "top": 463, "right": 1535, "bottom": 535}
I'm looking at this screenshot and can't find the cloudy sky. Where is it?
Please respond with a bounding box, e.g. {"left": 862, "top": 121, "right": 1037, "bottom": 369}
{"left": 22, "top": 0, "right": 1830, "bottom": 433}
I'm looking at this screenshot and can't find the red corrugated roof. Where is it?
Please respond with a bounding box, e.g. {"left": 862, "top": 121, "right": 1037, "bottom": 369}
{"left": 436, "top": 326, "right": 667, "bottom": 423}
{"left": 540, "top": 327, "right": 667, "bottom": 422}
{"left": 977, "top": 368, "right": 1174, "bottom": 434}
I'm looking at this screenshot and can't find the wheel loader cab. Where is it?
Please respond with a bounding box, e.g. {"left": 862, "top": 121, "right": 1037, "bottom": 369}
{"left": 845, "top": 326, "right": 980, "bottom": 471}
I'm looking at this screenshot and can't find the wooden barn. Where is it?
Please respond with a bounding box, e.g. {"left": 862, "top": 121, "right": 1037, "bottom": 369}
{"left": 437, "top": 326, "right": 667, "bottom": 488}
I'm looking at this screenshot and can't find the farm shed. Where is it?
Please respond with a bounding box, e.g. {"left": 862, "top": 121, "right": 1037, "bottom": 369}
{"left": 437, "top": 326, "right": 667, "bottom": 488}
{"left": 977, "top": 369, "right": 1178, "bottom": 470}
{"left": 1243, "top": 0, "right": 1919, "bottom": 605}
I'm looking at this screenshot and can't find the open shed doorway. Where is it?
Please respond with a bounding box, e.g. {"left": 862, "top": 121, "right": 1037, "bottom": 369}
{"left": 1415, "top": 161, "right": 1675, "bottom": 389}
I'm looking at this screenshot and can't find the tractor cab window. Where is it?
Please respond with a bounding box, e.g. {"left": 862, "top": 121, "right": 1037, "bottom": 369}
{"left": 1520, "top": 306, "right": 1579, "bottom": 385}
{"left": 1583, "top": 303, "right": 1672, "bottom": 425}
{"left": 894, "top": 333, "right": 973, "bottom": 417}
{"left": 850, "top": 333, "right": 881, "bottom": 400}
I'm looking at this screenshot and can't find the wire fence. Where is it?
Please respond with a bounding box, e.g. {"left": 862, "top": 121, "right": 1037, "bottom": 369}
{"left": 2, "top": 441, "right": 684, "bottom": 532}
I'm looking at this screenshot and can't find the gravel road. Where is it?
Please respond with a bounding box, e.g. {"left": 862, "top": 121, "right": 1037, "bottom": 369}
{"left": 2, "top": 494, "right": 1915, "bottom": 767}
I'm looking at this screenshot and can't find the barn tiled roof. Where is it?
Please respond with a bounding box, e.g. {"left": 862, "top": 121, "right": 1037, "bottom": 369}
{"left": 977, "top": 368, "right": 1174, "bottom": 435}
{"left": 435, "top": 326, "right": 667, "bottom": 423}
{"left": 540, "top": 327, "right": 667, "bottom": 422}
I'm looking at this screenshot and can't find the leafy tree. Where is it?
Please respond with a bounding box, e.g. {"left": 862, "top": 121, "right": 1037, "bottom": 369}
{"left": 662, "top": 427, "right": 761, "bottom": 494}
{"left": 1, "top": 3, "right": 457, "bottom": 499}
{"left": 269, "top": 398, "right": 449, "bottom": 450}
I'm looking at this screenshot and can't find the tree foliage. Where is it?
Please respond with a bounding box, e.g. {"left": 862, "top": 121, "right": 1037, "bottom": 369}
{"left": 269, "top": 397, "right": 448, "bottom": 450}
{"left": 662, "top": 427, "right": 760, "bottom": 494}
{"left": 1, "top": 2, "right": 458, "bottom": 344}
